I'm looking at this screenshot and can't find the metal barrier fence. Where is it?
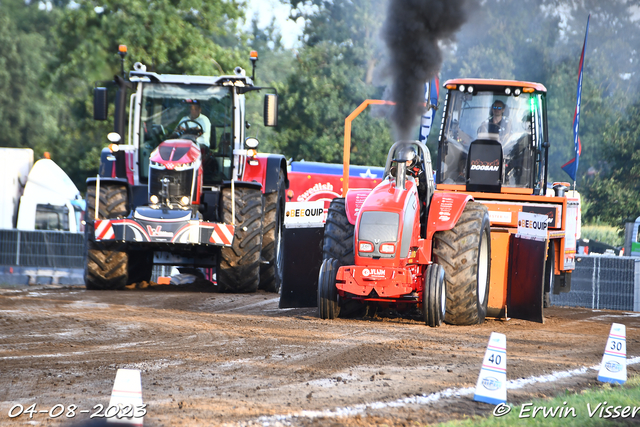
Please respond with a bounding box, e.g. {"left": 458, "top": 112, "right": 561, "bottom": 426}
{"left": 551, "top": 255, "right": 640, "bottom": 311}
{"left": 0, "top": 229, "right": 85, "bottom": 269}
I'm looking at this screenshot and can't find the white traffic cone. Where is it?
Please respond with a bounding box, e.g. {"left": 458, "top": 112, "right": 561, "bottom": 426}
{"left": 473, "top": 332, "right": 507, "bottom": 405}
{"left": 108, "top": 368, "right": 144, "bottom": 425}
{"left": 597, "top": 323, "right": 627, "bottom": 385}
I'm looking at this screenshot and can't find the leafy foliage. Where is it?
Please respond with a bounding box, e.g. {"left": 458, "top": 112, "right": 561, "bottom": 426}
{"left": 1, "top": 0, "right": 639, "bottom": 230}
{"left": 0, "top": 0, "right": 60, "bottom": 157}
{"left": 274, "top": 0, "right": 392, "bottom": 167}
{"left": 582, "top": 100, "right": 640, "bottom": 227}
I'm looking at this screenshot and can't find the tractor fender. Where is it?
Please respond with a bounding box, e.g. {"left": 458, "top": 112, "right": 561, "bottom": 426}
{"left": 243, "top": 154, "right": 288, "bottom": 194}
{"left": 86, "top": 176, "right": 130, "bottom": 203}
{"left": 220, "top": 180, "right": 263, "bottom": 191}
{"left": 86, "top": 177, "right": 149, "bottom": 215}
{"left": 426, "top": 192, "right": 474, "bottom": 240}
{"left": 345, "top": 188, "right": 373, "bottom": 225}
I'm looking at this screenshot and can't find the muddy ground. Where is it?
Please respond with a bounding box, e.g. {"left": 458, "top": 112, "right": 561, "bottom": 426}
{"left": 0, "top": 282, "right": 639, "bottom": 427}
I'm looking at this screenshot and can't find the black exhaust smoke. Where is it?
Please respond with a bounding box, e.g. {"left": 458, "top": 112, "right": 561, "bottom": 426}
{"left": 382, "top": 0, "right": 472, "bottom": 140}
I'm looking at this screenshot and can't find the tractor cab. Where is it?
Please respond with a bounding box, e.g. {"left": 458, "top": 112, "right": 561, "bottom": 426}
{"left": 437, "top": 79, "right": 548, "bottom": 195}
{"left": 140, "top": 84, "right": 235, "bottom": 188}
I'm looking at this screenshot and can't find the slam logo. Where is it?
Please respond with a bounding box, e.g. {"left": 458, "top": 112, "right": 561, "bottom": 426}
{"left": 362, "top": 268, "right": 385, "bottom": 277}
{"left": 470, "top": 159, "right": 500, "bottom": 172}
{"left": 482, "top": 377, "right": 501, "bottom": 391}
{"left": 605, "top": 361, "right": 622, "bottom": 373}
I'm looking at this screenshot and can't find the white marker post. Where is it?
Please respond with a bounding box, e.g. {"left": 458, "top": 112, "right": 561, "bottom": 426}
{"left": 597, "top": 323, "right": 627, "bottom": 384}
{"left": 474, "top": 332, "right": 507, "bottom": 405}
{"left": 108, "top": 368, "right": 144, "bottom": 425}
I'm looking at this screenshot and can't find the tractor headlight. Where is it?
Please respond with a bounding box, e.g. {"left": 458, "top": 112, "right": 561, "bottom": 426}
{"left": 245, "top": 137, "right": 259, "bottom": 149}
{"left": 379, "top": 243, "right": 396, "bottom": 254}
{"left": 150, "top": 195, "right": 159, "bottom": 204}
{"left": 180, "top": 196, "right": 190, "bottom": 206}
{"left": 359, "top": 241, "right": 374, "bottom": 253}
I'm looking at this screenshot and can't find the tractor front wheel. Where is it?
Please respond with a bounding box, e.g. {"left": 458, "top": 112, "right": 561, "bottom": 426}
{"left": 423, "top": 263, "right": 446, "bottom": 327}
{"left": 318, "top": 258, "right": 340, "bottom": 319}
{"left": 84, "top": 183, "right": 130, "bottom": 290}
{"left": 433, "top": 201, "right": 491, "bottom": 325}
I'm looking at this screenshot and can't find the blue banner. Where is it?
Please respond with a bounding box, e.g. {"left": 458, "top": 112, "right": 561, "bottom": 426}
{"left": 562, "top": 15, "right": 590, "bottom": 182}
{"left": 418, "top": 76, "right": 439, "bottom": 143}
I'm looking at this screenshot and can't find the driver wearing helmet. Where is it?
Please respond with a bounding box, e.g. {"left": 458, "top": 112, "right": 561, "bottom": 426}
{"left": 178, "top": 100, "right": 212, "bottom": 147}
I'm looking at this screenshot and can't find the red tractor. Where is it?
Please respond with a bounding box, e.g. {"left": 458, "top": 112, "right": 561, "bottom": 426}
{"left": 319, "top": 139, "right": 490, "bottom": 326}
{"left": 86, "top": 49, "right": 287, "bottom": 293}
{"left": 319, "top": 79, "right": 581, "bottom": 326}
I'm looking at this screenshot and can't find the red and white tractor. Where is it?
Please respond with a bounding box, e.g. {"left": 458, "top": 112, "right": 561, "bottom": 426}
{"left": 86, "top": 49, "right": 287, "bottom": 293}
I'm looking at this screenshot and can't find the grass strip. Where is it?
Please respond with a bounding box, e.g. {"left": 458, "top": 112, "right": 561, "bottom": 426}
{"left": 440, "top": 375, "right": 640, "bottom": 426}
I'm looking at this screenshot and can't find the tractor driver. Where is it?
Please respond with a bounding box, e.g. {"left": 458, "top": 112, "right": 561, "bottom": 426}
{"left": 477, "top": 100, "right": 511, "bottom": 142}
{"left": 177, "top": 100, "right": 212, "bottom": 147}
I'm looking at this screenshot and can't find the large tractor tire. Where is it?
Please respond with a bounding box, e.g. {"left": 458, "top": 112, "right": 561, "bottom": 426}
{"left": 321, "top": 198, "right": 364, "bottom": 317}
{"left": 217, "top": 187, "right": 263, "bottom": 293}
{"left": 259, "top": 169, "right": 285, "bottom": 293}
{"left": 433, "top": 201, "right": 491, "bottom": 325}
{"left": 322, "top": 198, "right": 354, "bottom": 265}
{"left": 423, "top": 263, "right": 446, "bottom": 327}
{"left": 85, "top": 183, "right": 130, "bottom": 290}
{"left": 318, "top": 258, "right": 340, "bottom": 319}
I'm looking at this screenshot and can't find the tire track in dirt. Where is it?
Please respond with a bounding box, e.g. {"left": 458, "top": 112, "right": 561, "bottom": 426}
{"left": 1, "top": 287, "right": 639, "bottom": 426}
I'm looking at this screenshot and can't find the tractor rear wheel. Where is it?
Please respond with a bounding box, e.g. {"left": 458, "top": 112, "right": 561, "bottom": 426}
{"left": 217, "top": 187, "right": 263, "bottom": 293}
{"left": 322, "top": 198, "right": 363, "bottom": 317}
{"left": 259, "top": 169, "right": 285, "bottom": 293}
{"left": 85, "top": 183, "right": 130, "bottom": 290}
{"left": 423, "top": 263, "right": 446, "bottom": 327}
{"left": 318, "top": 258, "right": 340, "bottom": 319}
{"left": 433, "top": 201, "right": 491, "bottom": 325}
{"left": 322, "top": 198, "right": 354, "bottom": 265}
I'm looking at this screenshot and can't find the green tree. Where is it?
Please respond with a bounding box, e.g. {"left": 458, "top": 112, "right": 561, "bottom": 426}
{"left": 582, "top": 101, "right": 640, "bottom": 227}
{"left": 244, "top": 16, "right": 295, "bottom": 154}
{"left": 0, "top": 0, "right": 61, "bottom": 157}
{"left": 441, "top": 0, "right": 640, "bottom": 187}
{"left": 274, "top": 0, "right": 393, "bottom": 167}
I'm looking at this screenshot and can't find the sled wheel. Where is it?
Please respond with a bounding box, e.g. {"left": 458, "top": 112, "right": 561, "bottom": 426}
{"left": 433, "top": 201, "right": 491, "bottom": 325}
{"left": 423, "top": 263, "right": 446, "bottom": 327}
{"left": 318, "top": 258, "right": 340, "bottom": 319}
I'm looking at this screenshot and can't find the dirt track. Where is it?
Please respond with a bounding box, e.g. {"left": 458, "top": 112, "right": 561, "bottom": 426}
{"left": 0, "top": 283, "right": 639, "bottom": 426}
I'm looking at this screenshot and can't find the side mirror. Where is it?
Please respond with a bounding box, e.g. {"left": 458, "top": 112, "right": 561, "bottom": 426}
{"left": 264, "top": 94, "right": 278, "bottom": 127}
{"left": 94, "top": 87, "right": 108, "bottom": 121}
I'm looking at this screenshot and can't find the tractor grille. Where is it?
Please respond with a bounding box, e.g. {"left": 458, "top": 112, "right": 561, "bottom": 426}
{"left": 358, "top": 211, "right": 399, "bottom": 258}
{"left": 149, "top": 168, "right": 195, "bottom": 201}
